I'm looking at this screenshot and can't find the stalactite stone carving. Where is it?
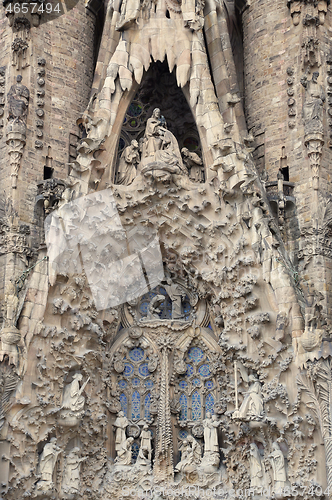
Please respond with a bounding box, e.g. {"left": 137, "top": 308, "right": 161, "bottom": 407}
{"left": 6, "top": 75, "right": 29, "bottom": 188}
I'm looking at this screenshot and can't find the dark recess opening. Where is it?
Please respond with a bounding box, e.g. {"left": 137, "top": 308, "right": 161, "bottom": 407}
{"left": 44, "top": 166, "right": 53, "bottom": 180}
{"left": 281, "top": 166, "right": 289, "bottom": 181}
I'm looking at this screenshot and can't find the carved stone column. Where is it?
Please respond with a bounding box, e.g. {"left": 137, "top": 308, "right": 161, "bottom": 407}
{"left": 153, "top": 335, "right": 174, "bottom": 481}
{"left": 304, "top": 136, "right": 323, "bottom": 191}
{"left": 6, "top": 75, "right": 29, "bottom": 189}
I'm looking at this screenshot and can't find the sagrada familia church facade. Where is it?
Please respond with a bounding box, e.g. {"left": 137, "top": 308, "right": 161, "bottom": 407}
{"left": 0, "top": 0, "right": 332, "bottom": 497}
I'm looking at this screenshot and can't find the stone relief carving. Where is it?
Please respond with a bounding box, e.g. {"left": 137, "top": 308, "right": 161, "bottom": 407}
{"left": 59, "top": 373, "right": 89, "bottom": 426}
{"left": 268, "top": 442, "right": 287, "bottom": 490}
{"left": 116, "top": 139, "right": 140, "bottom": 185}
{"left": 249, "top": 443, "right": 264, "bottom": 488}
{"left": 61, "top": 447, "right": 86, "bottom": 497}
{"left": 35, "top": 438, "right": 61, "bottom": 493}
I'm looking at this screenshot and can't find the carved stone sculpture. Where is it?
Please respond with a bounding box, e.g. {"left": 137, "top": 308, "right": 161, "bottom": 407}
{"left": 36, "top": 438, "right": 61, "bottom": 493}
{"left": 249, "top": 443, "right": 264, "bottom": 488}
{"left": 59, "top": 374, "right": 89, "bottom": 426}
{"left": 163, "top": 279, "right": 187, "bottom": 320}
{"left": 116, "top": 140, "right": 140, "bottom": 185}
{"left": 0, "top": 279, "right": 21, "bottom": 365}
{"left": 181, "top": 147, "right": 204, "bottom": 182}
{"left": 139, "top": 424, "right": 152, "bottom": 461}
{"left": 233, "top": 375, "right": 264, "bottom": 420}
{"left": 301, "top": 72, "right": 325, "bottom": 136}
{"left": 175, "top": 437, "right": 202, "bottom": 473}
{"left": 301, "top": 72, "right": 325, "bottom": 190}
{"left": 62, "top": 447, "right": 86, "bottom": 497}
{"left": 114, "top": 410, "right": 130, "bottom": 454}
{"left": 200, "top": 413, "right": 220, "bottom": 472}
{"left": 6, "top": 75, "right": 29, "bottom": 188}
{"left": 268, "top": 442, "right": 287, "bottom": 491}
{"left": 114, "top": 436, "right": 134, "bottom": 465}
{"left": 137, "top": 108, "right": 188, "bottom": 184}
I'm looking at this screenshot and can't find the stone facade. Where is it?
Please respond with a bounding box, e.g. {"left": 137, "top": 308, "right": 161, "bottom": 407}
{"left": 0, "top": 0, "right": 332, "bottom": 499}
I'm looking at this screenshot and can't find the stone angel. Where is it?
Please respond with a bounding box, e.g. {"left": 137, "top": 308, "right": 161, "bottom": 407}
{"left": 232, "top": 361, "right": 264, "bottom": 421}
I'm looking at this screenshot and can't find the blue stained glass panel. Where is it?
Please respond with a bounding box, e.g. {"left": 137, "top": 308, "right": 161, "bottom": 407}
{"left": 198, "top": 364, "right": 210, "bottom": 378}
{"left": 144, "top": 393, "right": 151, "bottom": 419}
{"left": 139, "top": 363, "right": 149, "bottom": 377}
{"left": 179, "top": 430, "right": 188, "bottom": 439}
{"left": 186, "top": 364, "right": 194, "bottom": 376}
{"left": 132, "top": 442, "right": 140, "bottom": 463}
{"left": 132, "top": 391, "right": 140, "bottom": 420}
{"left": 205, "top": 380, "right": 214, "bottom": 390}
{"left": 123, "top": 363, "right": 134, "bottom": 376}
{"left": 118, "top": 380, "right": 127, "bottom": 389}
{"left": 120, "top": 393, "right": 127, "bottom": 416}
{"left": 188, "top": 347, "right": 204, "bottom": 363}
{"left": 205, "top": 393, "right": 215, "bottom": 415}
{"left": 129, "top": 348, "right": 144, "bottom": 362}
{"left": 179, "top": 380, "right": 188, "bottom": 389}
{"left": 179, "top": 394, "right": 188, "bottom": 421}
{"left": 140, "top": 302, "right": 149, "bottom": 314}
{"left": 145, "top": 379, "right": 154, "bottom": 388}
{"left": 192, "top": 378, "right": 201, "bottom": 387}
{"left": 132, "top": 378, "right": 140, "bottom": 387}
{"left": 159, "top": 287, "right": 167, "bottom": 295}
{"left": 192, "top": 391, "right": 202, "bottom": 420}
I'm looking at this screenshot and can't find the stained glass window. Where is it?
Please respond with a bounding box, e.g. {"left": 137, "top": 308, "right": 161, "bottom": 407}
{"left": 179, "top": 380, "right": 188, "bottom": 389}
{"left": 132, "top": 442, "right": 140, "bottom": 463}
{"left": 179, "top": 394, "right": 188, "bottom": 420}
{"left": 192, "top": 379, "right": 201, "bottom": 387}
{"left": 145, "top": 379, "right": 154, "bottom": 388}
{"left": 186, "top": 364, "right": 194, "bottom": 376}
{"left": 205, "top": 380, "right": 214, "bottom": 390}
{"left": 139, "top": 363, "right": 149, "bottom": 377}
{"left": 188, "top": 347, "right": 204, "bottom": 363}
{"left": 132, "top": 391, "right": 140, "bottom": 420}
{"left": 132, "top": 378, "right": 140, "bottom": 387}
{"left": 129, "top": 348, "right": 144, "bottom": 363}
{"left": 123, "top": 363, "right": 134, "bottom": 376}
{"left": 192, "top": 391, "right": 201, "bottom": 420}
{"left": 118, "top": 380, "right": 127, "bottom": 389}
{"left": 144, "top": 393, "right": 151, "bottom": 420}
{"left": 179, "top": 430, "right": 188, "bottom": 439}
{"left": 205, "top": 393, "right": 215, "bottom": 415}
{"left": 198, "top": 364, "right": 210, "bottom": 378}
{"left": 120, "top": 393, "right": 127, "bottom": 416}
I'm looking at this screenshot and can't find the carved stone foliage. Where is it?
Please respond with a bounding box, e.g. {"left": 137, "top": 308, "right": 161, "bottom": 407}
{"left": 11, "top": 17, "right": 30, "bottom": 70}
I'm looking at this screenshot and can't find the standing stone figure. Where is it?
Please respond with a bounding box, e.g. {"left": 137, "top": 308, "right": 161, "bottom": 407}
{"left": 202, "top": 413, "right": 219, "bottom": 454}
{"left": 36, "top": 438, "right": 61, "bottom": 491}
{"left": 301, "top": 72, "right": 325, "bottom": 136}
{"left": 62, "top": 447, "right": 86, "bottom": 495}
{"left": 249, "top": 443, "right": 264, "bottom": 488}
{"left": 268, "top": 442, "right": 287, "bottom": 490}
{"left": 59, "top": 374, "right": 89, "bottom": 426}
{"left": 114, "top": 410, "right": 129, "bottom": 454}
{"left": 116, "top": 140, "right": 140, "bottom": 185}
{"left": 7, "top": 75, "right": 29, "bottom": 126}
{"left": 140, "top": 423, "right": 152, "bottom": 460}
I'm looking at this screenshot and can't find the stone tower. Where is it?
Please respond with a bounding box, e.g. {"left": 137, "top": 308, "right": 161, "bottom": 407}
{"left": 0, "top": 0, "right": 331, "bottom": 498}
